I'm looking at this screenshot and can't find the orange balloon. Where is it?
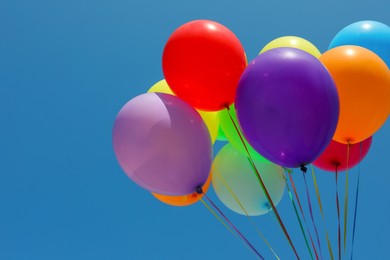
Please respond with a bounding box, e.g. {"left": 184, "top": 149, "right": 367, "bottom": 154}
{"left": 320, "top": 45, "right": 390, "bottom": 144}
{"left": 152, "top": 174, "right": 211, "bottom": 206}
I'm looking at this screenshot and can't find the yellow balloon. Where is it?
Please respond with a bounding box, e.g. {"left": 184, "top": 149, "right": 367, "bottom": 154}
{"left": 260, "top": 36, "right": 321, "bottom": 58}
{"left": 148, "top": 79, "right": 174, "bottom": 95}
{"left": 148, "top": 80, "right": 218, "bottom": 144}
{"left": 198, "top": 110, "right": 218, "bottom": 144}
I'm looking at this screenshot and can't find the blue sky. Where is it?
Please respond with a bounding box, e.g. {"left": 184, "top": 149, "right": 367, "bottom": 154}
{"left": 1, "top": 0, "right": 389, "bottom": 259}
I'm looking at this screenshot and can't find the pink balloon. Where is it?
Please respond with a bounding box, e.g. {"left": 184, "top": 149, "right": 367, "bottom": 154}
{"left": 112, "top": 93, "right": 212, "bottom": 195}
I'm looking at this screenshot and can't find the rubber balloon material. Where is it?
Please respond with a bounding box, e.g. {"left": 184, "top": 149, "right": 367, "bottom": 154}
{"left": 329, "top": 20, "right": 390, "bottom": 68}
{"left": 320, "top": 45, "right": 390, "bottom": 144}
{"left": 236, "top": 47, "right": 340, "bottom": 168}
{"left": 260, "top": 36, "right": 321, "bottom": 58}
{"left": 112, "top": 93, "right": 212, "bottom": 195}
{"left": 218, "top": 105, "right": 264, "bottom": 160}
{"left": 148, "top": 79, "right": 219, "bottom": 143}
{"left": 152, "top": 174, "right": 211, "bottom": 206}
{"left": 162, "top": 20, "right": 247, "bottom": 111}
{"left": 212, "top": 144, "right": 285, "bottom": 216}
{"left": 216, "top": 124, "right": 228, "bottom": 142}
{"left": 313, "top": 137, "right": 372, "bottom": 172}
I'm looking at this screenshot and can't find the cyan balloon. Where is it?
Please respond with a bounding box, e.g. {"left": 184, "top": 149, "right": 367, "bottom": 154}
{"left": 329, "top": 20, "right": 390, "bottom": 68}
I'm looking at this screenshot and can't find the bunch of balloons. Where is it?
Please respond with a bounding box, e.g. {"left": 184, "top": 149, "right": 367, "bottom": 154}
{"left": 112, "top": 19, "right": 390, "bottom": 257}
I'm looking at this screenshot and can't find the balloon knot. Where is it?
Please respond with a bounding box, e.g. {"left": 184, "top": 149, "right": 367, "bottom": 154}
{"left": 264, "top": 202, "right": 271, "bottom": 211}
{"left": 332, "top": 161, "right": 341, "bottom": 167}
{"left": 196, "top": 186, "right": 203, "bottom": 195}
{"left": 300, "top": 165, "right": 308, "bottom": 173}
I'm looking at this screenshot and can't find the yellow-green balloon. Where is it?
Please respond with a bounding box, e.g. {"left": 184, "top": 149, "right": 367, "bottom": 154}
{"left": 148, "top": 79, "right": 219, "bottom": 144}
{"left": 212, "top": 144, "right": 286, "bottom": 216}
{"left": 260, "top": 36, "right": 321, "bottom": 58}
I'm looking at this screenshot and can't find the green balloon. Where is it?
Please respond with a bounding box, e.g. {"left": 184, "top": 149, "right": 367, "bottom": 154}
{"left": 216, "top": 124, "right": 228, "bottom": 141}
{"left": 212, "top": 144, "right": 286, "bottom": 216}
{"left": 218, "top": 104, "right": 263, "bottom": 160}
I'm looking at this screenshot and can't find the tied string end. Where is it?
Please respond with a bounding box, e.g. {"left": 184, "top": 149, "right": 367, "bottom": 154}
{"left": 284, "top": 170, "right": 315, "bottom": 260}
{"left": 335, "top": 166, "right": 341, "bottom": 260}
{"left": 301, "top": 166, "right": 323, "bottom": 259}
{"left": 311, "top": 165, "right": 335, "bottom": 260}
{"left": 350, "top": 142, "right": 363, "bottom": 260}
{"left": 343, "top": 142, "right": 351, "bottom": 254}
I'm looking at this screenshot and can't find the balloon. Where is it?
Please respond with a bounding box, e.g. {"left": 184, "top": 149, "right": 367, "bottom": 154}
{"left": 152, "top": 174, "right": 211, "bottom": 206}
{"left": 112, "top": 93, "right": 212, "bottom": 195}
{"left": 162, "top": 20, "right": 247, "bottom": 111}
{"left": 236, "top": 48, "right": 340, "bottom": 168}
{"left": 320, "top": 46, "right": 390, "bottom": 144}
{"left": 218, "top": 104, "right": 264, "bottom": 160}
{"left": 216, "top": 124, "right": 228, "bottom": 142}
{"left": 329, "top": 20, "right": 390, "bottom": 68}
{"left": 212, "top": 144, "right": 285, "bottom": 216}
{"left": 148, "top": 79, "right": 174, "bottom": 94}
{"left": 198, "top": 111, "right": 219, "bottom": 144}
{"left": 260, "top": 36, "right": 321, "bottom": 58}
{"left": 313, "top": 137, "right": 372, "bottom": 172}
{"left": 148, "top": 79, "right": 219, "bottom": 143}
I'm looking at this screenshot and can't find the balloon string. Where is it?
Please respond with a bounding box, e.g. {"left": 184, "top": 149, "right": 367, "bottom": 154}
{"left": 350, "top": 143, "right": 362, "bottom": 260}
{"left": 225, "top": 106, "right": 300, "bottom": 260}
{"left": 301, "top": 168, "right": 323, "bottom": 259}
{"left": 287, "top": 171, "right": 319, "bottom": 260}
{"left": 202, "top": 192, "right": 265, "bottom": 259}
{"left": 311, "top": 165, "right": 335, "bottom": 260}
{"left": 199, "top": 198, "right": 236, "bottom": 237}
{"left": 199, "top": 198, "right": 258, "bottom": 259}
{"left": 326, "top": 232, "right": 334, "bottom": 260}
{"left": 343, "top": 143, "right": 350, "bottom": 254}
{"left": 335, "top": 166, "right": 341, "bottom": 260}
{"left": 215, "top": 170, "right": 281, "bottom": 260}
{"left": 284, "top": 172, "right": 315, "bottom": 260}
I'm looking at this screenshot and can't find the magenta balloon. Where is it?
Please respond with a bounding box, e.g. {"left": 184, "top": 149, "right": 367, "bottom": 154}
{"left": 236, "top": 48, "right": 340, "bottom": 168}
{"left": 112, "top": 93, "right": 212, "bottom": 195}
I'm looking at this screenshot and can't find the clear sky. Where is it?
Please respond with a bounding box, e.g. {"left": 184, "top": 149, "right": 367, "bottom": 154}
{"left": 1, "top": 0, "right": 389, "bottom": 259}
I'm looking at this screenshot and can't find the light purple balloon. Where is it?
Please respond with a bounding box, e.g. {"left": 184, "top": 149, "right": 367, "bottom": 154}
{"left": 112, "top": 93, "right": 212, "bottom": 195}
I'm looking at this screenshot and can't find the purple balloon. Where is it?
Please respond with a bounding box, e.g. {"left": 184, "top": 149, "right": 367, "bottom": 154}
{"left": 236, "top": 48, "right": 339, "bottom": 168}
{"left": 112, "top": 93, "right": 212, "bottom": 195}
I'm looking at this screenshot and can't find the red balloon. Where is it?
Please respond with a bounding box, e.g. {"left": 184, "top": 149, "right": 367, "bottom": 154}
{"left": 162, "top": 20, "right": 247, "bottom": 111}
{"left": 313, "top": 137, "right": 372, "bottom": 172}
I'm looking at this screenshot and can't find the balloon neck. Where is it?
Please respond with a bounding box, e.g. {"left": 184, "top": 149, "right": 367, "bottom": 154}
{"left": 196, "top": 186, "right": 203, "bottom": 195}
{"left": 300, "top": 165, "right": 308, "bottom": 173}
{"left": 333, "top": 161, "right": 341, "bottom": 167}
